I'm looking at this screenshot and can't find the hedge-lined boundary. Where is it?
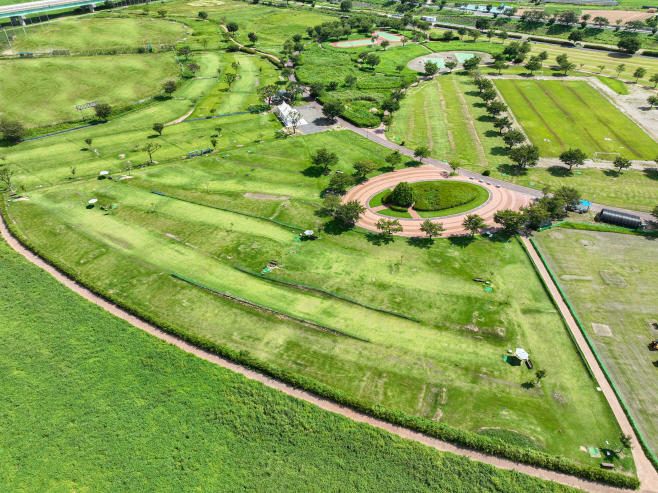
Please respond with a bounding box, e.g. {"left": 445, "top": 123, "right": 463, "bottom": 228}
{"left": 529, "top": 237, "right": 658, "bottom": 476}
{"left": 556, "top": 221, "right": 658, "bottom": 237}
{"left": 171, "top": 274, "right": 369, "bottom": 342}
{"left": 0, "top": 200, "right": 640, "bottom": 489}
{"left": 233, "top": 264, "right": 420, "bottom": 323}
{"left": 151, "top": 191, "right": 304, "bottom": 230}
{"left": 515, "top": 236, "right": 597, "bottom": 380}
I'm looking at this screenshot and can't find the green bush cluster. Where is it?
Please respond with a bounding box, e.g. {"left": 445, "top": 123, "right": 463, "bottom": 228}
{"left": 642, "top": 50, "right": 658, "bottom": 58}
{"left": 413, "top": 181, "right": 479, "bottom": 212}
{"left": 341, "top": 101, "right": 382, "bottom": 128}
{"left": 0, "top": 200, "right": 642, "bottom": 490}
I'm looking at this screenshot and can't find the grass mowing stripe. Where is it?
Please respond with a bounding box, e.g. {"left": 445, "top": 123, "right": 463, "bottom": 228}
{"left": 171, "top": 274, "right": 371, "bottom": 342}
{"left": 233, "top": 264, "right": 421, "bottom": 323}
{"left": 152, "top": 191, "right": 305, "bottom": 230}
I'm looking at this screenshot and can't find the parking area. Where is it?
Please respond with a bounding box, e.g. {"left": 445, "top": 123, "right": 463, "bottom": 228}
{"left": 296, "top": 104, "right": 335, "bottom": 134}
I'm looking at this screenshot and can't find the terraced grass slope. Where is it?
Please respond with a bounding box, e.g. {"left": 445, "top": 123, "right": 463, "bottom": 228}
{"left": 0, "top": 238, "right": 586, "bottom": 493}
{"left": 534, "top": 228, "right": 658, "bottom": 459}
{"left": 495, "top": 80, "right": 658, "bottom": 159}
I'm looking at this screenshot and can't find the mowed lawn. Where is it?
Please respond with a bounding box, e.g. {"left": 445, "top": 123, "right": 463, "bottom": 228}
{"left": 5, "top": 17, "right": 186, "bottom": 52}
{"left": 0, "top": 53, "right": 179, "bottom": 126}
{"left": 495, "top": 80, "right": 658, "bottom": 160}
{"left": 0, "top": 240, "right": 587, "bottom": 493}
{"left": 534, "top": 228, "right": 658, "bottom": 460}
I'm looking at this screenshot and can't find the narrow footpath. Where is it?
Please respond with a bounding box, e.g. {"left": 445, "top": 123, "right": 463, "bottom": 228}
{"left": 0, "top": 210, "right": 649, "bottom": 493}
{"left": 522, "top": 237, "right": 658, "bottom": 492}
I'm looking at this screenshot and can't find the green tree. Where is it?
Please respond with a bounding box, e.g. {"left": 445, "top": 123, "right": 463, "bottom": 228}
{"left": 94, "top": 103, "right": 112, "bottom": 120}
{"left": 486, "top": 100, "right": 507, "bottom": 117}
{"left": 559, "top": 148, "right": 587, "bottom": 171}
{"left": 322, "top": 194, "right": 341, "bottom": 212}
{"left": 535, "top": 369, "right": 547, "bottom": 382}
{"left": 312, "top": 147, "right": 339, "bottom": 174}
{"left": 616, "top": 63, "right": 626, "bottom": 77}
{"left": 618, "top": 38, "right": 641, "bottom": 54}
{"left": 70, "top": 166, "right": 76, "bottom": 179}
{"left": 650, "top": 73, "right": 658, "bottom": 88}
{"left": 376, "top": 218, "right": 403, "bottom": 236}
{"left": 390, "top": 181, "right": 414, "bottom": 205}
{"left": 186, "top": 63, "right": 200, "bottom": 75}
{"left": 210, "top": 138, "right": 217, "bottom": 149}
{"left": 493, "top": 59, "right": 506, "bottom": 74}
{"left": 619, "top": 433, "right": 633, "bottom": 451}
{"left": 613, "top": 155, "right": 631, "bottom": 174}
{"left": 493, "top": 209, "right": 525, "bottom": 232}
{"left": 462, "top": 214, "right": 486, "bottom": 236}
{"left": 521, "top": 202, "right": 551, "bottom": 229}
{"left": 322, "top": 100, "right": 343, "bottom": 121}
{"left": 334, "top": 200, "right": 365, "bottom": 225}
{"left": 414, "top": 145, "right": 430, "bottom": 163}
{"left": 225, "top": 73, "right": 238, "bottom": 90}
{"left": 469, "top": 29, "right": 481, "bottom": 42}
{"left": 142, "top": 142, "right": 161, "bottom": 163}
{"left": 525, "top": 56, "right": 542, "bottom": 75}
{"left": 344, "top": 74, "right": 357, "bottom": 87}
{"left": 329, "top": 173, "right": 355, "bottom": 193}
{"left": 633, "top": 67, "right": 647, "bottom": 82}
{"left": 493, "top": 116, "right": 512, "bottom": 134}
{"left": 568, "top": 30, "right": 584, "bottom": 43}
{"left": 593, "top": 16, "right": 608, "bottom": 28}
{"left": 0, "top": 165, "right": 15, "bottom": 192}
{"left": 457, "top": 27, "right": 468, "bottom": 40}
{"left": 248, "top": 32, "right": 259, "bottom": 44}
{"left": 364, "top": 53, "right": 381, "bottom": 70}
{"left": 420, "top": 219, "right": 444, "bottom": 239}
{"left": 651, "top": 203, "right": 658, "bottom": 221}
{"left": 445, "top": 61, "right": 458, "bottom": 72}
{"left": 503, "top": 129, "right": 525, "bottom": 149}
{"left": 556, "top": 53, "right": 575, "bottom": 75}
{"left": 554, "top": 185, "right": 582, "bottom": 209}
{"left": 481, "top": 88, "right": 497, "bottom": 103}
{"left": 499, "top": 31, "right": 508, "bottom": 44}
{"left": 462, "top": 56, "right": 481, "bottom": 71}
{"left": 385, "top": 150, "right": 403, "bottom": 170}
{"left": 340, "top": 0, "right": 352, "bottom": 11}
{"left": 257, "top": 84, "right": 278, "bottom": 106}
{"left": 85, "top": 138, "right": 93, "bottom": 148}
{"left": 424, "top": 61, "right": 439, "bottom": 78}
{"left": 177, "top": 46, "right": 191, "bottom": 60}
{"left": 381, "top": 40, "right": 390, "bottom": 50}
{"left": 597, "top": 65, "right": 606, "bottom": 74}
{"left": 162, "top": 79, "right": 177, "bottom": 97}
{"left": 648, "top": 95, "right": 658, "bottom": 108}
{"left": 198, "top": 11, "right": 208, "bottom": 19}
{"left": 157, "top": 8, "right": 167, "bottom": 17}
{"left": 353, "top": 159, "right": 377, "bottom": 178}
{"left": 226, "top": 22, "right": 239, "bottom": 33}
{"left": 509, "top": 144, "right": 540, "bottom": 169}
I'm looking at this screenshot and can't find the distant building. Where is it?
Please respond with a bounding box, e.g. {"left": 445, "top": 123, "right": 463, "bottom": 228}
{"left": 273, "top": 103, "right": 308, "bottom": 128}
{"left": 420, "top": 16, "right": 436, "bottom": 22}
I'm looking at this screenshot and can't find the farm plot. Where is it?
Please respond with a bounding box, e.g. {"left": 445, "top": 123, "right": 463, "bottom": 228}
{"left": 0, "top": 53, "right": 179, "bottom": 126}
{"left": 0, "top": 239, "right": 589, "bottom": 493}
{"left": 3, "top": 124, "right": 628, "bottom": 467}
{"left": 534, "top": 228, "right": 658, "bottom": 461}
{"left": 494, "top": 80, "right": 658, "bottom": 159}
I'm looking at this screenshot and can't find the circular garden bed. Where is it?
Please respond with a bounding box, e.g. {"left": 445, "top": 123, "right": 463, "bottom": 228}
{"left": 369, "top": 180, "right": 490, "bottom": 219}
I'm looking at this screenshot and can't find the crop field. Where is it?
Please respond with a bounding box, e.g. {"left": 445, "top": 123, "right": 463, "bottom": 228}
{"left": 0, "top": 240, "right": 589, "bottom": 493}
{"left": 533, "top": 228, "right": 658, "bottom": 459}
{"left": 494, "top": 80, "right": 658, "bottom": 159}
{"left": 3, "top": 17, "right": 187, "bottom": 53}
{"left": 0, "top": 53, "right": 179, "bottom": 126}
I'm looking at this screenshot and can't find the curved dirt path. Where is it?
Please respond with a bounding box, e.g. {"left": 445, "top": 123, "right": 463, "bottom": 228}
{"left": 0, "top": 211, "right": 644, "bottom": 493}
{"left": 343, "top": 165, "right": 533, "bottom": 236}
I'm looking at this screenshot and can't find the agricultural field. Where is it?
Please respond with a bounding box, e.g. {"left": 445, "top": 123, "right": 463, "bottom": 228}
{"left": 0, "top": 53, "right": 179, "bottom": 126}
{"left": 0, "top": 240, "right": 588, "bottom": 493}
{"left": 494, "top": 80, "right": 658, "bottom": 159}
{"left": 533, "top": 228, "right": 658, "bottom": 459}
{"left": 3, "top": 17, "right": 187, "bottom": 53}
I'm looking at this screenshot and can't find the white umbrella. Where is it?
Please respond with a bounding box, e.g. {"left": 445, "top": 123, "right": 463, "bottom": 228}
{"left": 88, "top": 199, "right": 98, "bottom": 204}
{"left": 304, "top": 230, "right": 314, "bottom": 236}
{"left": 99, "top": 171, "right": 109, "bottom": 175}
{"left": 515, "top": 348, "right": 529, "bottom": 360}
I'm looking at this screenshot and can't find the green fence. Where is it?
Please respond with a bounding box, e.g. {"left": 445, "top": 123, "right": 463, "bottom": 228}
{"left": 529, "top": 238, "right": 658, "bottom": 473}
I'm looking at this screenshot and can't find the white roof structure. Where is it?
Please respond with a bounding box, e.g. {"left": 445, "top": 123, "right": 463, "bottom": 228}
{"left": 274, "top": 103, "right": 308, "bottom": 128}
{"left": 515, "top": 348, "right": 529, "bottom": 360}
{"left": 304, "top": 230, "right": 314, "bottom": 236}
{"left": 88, "top": 199, "right": 98, "bottom": 204}
{"left": 99, "top": 171, "right": 109, "bottom": 175}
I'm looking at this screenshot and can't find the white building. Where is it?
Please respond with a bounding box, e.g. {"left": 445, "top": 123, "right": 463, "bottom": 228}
{"left": 273, "top": 102, "right": 308, "bottom": 128}
{"left": 420, "top": 16, "right": 436, "bottom": 22}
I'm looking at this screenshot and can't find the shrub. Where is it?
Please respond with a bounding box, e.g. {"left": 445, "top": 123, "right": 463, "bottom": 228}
{"left": 482, "top": 170, "right": 490, "bottom": 176}
{"left": 390, "top": 182, "right": 415, "bottom": 206}
{"left": 412, "top": 181, "right": 479, "bottom": 211}
{"left": 642, "top": 50, "right": 658, "bottom": 57}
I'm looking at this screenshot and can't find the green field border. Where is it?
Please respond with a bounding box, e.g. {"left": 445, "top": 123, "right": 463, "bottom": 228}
{"left": 515, "top": 235, "right": 597, "bottom": 380}
{"left": 233, "top": 264, "right": 420, "bottom": 323}
{"left": 171, "top": 273, "right": 370, "bottom": 342}
{"left": 151, "top": 191, "right": 305, "bottom": 230}
{"left": 0, "top": 198, "right": 641, "bottom": 489}
{"left": 529, "top": 237, "right": 658, "bottom": 474}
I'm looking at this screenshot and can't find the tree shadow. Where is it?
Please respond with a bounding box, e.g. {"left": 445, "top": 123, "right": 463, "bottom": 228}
{"left": 322, "top": 218, "right": 353, "bottom": 236}
{"left": 404, "top": 159, "right": 422, "bottom": 168}
{"left": 448, "top": 235, "right": 475, "bottom": 248}
{"left": 301, "top": 165, "right": 325, "bottom": 177}
{"left": 147, "top": 134, "right": 160, "bottom": 139}
{"left": 602, "top": 169, "right": 620, "bottom": 177}
{"left": 490, "top": 146, "right": 509, "bottom": 157}
{"left": 607, "top": 52, "right": 633, "bottom": 60}
{"left": 85, "top": 204, "right": 95, "bottom": 210}
{"left": 504, "top": 355, "right": 521, "bottom": 366}
{"left": 521, "top": 381, "right": 535, "bottom": 389}
{"left": 484, "top": 129, "right": 499, "bottom": 138}
{"left": 407, "top": 236, "right": 433, "bottom": 249}
{"left": 497, "top": 163, "right": 526, "bottom": 176}
{"left": 547, "top": 165, "right": 573, "bottom": 177}
{"left": 643, "top": 168, "right": 658, "bottom": 181}
{"left": 365, "top": 232, "right": 395, "bottom": 245}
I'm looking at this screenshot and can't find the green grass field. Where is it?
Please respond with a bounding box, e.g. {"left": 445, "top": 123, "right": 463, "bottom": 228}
{"left": 533, "top": 228, "right": 658, "bottom": 460}
{"left": 4, "top": 17, "right": 186, "bottom": 52}
{"left": 0, "top": 238, "right": 589, "bottom": 492}
{"left": 495, "top": 80, "right": 658, "bottom": 159}
{"left": 0, "top": 53, "right": 179, "bottom": 126}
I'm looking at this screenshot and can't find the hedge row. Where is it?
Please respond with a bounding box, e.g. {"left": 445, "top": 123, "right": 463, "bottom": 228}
{"left": 0, "top": 202, "right": 641, "bottom": 490}
{"left": 557, "top": 221, "right": 658, "bottom": 237}
{"left": 528, "top": 238, "right": 658, "bottom": 478}
{"left": 234, "top": 264, "right": 420, "bottom": 322}
{"left": 584, "top": 44, "right": 622, "bottom": 53}
{"left": 641, "top": 50, "right": 658, "bottom": 57}
{"left": 527, "top": 36, "right": 572, "bottom": 46}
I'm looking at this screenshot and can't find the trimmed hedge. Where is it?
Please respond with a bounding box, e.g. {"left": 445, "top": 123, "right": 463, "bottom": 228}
{"left": 0, "top": 200, "right": 641, "bottom": 490}
{"left": 584, "top": 44, "right": 622, "bottom": 53}
{"left": 412, "top": 181, "right": 479, "bottom": 212}
{"left": 528, "top": 36, "right": 572, "bottom": 46}
{"left": 641, "top": 50, "right": 658, "bottom": 57}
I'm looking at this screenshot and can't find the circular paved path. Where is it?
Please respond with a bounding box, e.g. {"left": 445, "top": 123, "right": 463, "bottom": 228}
{"left": 342, "top": 165, "right": 534, "bottom": 236}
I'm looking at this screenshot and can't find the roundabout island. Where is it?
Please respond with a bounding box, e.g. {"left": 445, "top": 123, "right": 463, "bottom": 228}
{"left": 342, "top": 165, "right": 533, "bottom": 236}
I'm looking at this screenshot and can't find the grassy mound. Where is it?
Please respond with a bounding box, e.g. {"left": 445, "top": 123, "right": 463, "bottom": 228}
{"left": 412, "top": 181, "right": 479, "bottom": 211}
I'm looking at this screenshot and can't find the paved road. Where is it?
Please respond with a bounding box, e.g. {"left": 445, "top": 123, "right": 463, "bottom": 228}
{"left": 522, "top": 237, "right": 658, "bottom": 492}
{"left": 0, "top": 207, "right": 647, "bottom": 493}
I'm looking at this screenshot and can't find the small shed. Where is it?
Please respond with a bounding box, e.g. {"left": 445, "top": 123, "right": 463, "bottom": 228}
{"left": 273, "top": 103, "right": 308, "bottom": 128}
{"left": 599, "top": 209, "right": 642, "bottom": 230}
{"left": 420, "top": 16, "right": 436, "bottom": 22}
{"left": 514, "top": 348, "right": 529, "bottom": 361}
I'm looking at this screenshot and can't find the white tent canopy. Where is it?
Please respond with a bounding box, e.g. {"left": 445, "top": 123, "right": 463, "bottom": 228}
{"left": 515, "top": 348, "right": 529, "bottom": 360}
{"left": 303, "top": 230, "right": 314, "bottom": 236}
{"left": 99, "top": 170, "right": 109, "bottom": 175}
{"left": 88, "top": 199, "right": 98, "bottom": 204}
{"left": 274, "top": 102, "right": 308, "bottom": 128}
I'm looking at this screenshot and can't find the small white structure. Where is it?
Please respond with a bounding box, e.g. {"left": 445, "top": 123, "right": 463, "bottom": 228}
{"left": 99, "top": 170, "right": 109, "bottom": 176}
{"left": 515, "top": 348, "right": 529, "bottom": 361}
{"left": 88, "top": 199, "right": 98, "bottom": 204}
{"left": 273, "top": 102, "right": 308, "bottom": 128}
{"left": 420, "top": 16, "right": 436, "bottom": 22}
